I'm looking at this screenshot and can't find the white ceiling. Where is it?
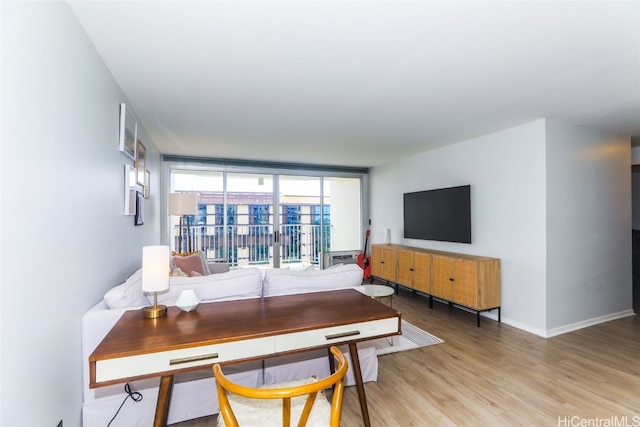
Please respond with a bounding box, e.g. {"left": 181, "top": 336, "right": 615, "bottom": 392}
{"left": 69, "top": 1, "right": 640, "bottom": 168}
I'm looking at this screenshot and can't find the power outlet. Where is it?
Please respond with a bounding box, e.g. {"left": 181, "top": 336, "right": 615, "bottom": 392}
{"left": 57, "top": 421, "right": 62, "bottom": 427}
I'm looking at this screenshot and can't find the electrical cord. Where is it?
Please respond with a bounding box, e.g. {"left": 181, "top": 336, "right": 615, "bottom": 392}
{"left": 106, "top": 383, "right": 143, "bottom": 427}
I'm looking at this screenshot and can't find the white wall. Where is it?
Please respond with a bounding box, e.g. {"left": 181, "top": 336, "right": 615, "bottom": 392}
{"left": 545, "top": 120, "right": 632, "bottom": 332}
{"left": 370, "top": 119, "right": 633, "bottom": 336}
{"left": 1, "top": 3, "right": 161, "bottom": 426}
{"left": 371, "top": 121, "right": 548, "bottom": 334}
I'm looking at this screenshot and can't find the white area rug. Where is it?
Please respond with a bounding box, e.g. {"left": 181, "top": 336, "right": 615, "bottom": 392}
{"left": 374, "top": 320, "right": 444, "bottom": 356}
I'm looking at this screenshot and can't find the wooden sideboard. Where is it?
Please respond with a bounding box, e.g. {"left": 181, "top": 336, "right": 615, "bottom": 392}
{"left": 371, "top": 244, "right": 501, "bottom": 326}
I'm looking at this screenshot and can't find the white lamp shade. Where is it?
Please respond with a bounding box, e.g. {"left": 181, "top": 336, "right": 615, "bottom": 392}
{"left": 168, "top": 193, "right": 198, "bottom": 216}
{"left": 142, "top": 245, "right": 170, "bottom": 292}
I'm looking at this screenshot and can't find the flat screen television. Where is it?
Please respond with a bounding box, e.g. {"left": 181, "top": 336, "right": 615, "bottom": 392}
{"left": 403, "top": 185, "right": 471, "bottom": 243}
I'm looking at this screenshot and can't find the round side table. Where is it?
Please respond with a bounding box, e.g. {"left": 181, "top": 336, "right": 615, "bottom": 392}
{"left": 359, "top": 284, "right": 395, "bottom": 307}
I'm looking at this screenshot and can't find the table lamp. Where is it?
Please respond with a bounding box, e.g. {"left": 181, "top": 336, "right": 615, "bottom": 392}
{"left": 168, "top": 193, "right": 198, "bottom": 253}
{"left": 142, "top": 245, "right": 170, "bottom": 318}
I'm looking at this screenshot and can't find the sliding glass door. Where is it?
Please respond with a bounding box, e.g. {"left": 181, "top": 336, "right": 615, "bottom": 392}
{"left": 277, "top": 175, "right": 362, "bottom": 267}
{"left": 166, "top": 163, "right": 365, "bottom": 269}
{"left": 278, "top": 175, "right": 322, "bottom": 267}
{"left": 226, "top": 173, "right": 275, "bottom": 267}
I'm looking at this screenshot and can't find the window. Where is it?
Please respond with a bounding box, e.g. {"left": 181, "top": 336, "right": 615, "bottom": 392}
{"left": 166, "top": 162, "right": 367, "bottom": 268}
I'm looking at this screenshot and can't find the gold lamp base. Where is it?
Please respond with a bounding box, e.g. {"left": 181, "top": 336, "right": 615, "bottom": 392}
{"left": 142, "top": 304, "right": 167, "bottom": 319}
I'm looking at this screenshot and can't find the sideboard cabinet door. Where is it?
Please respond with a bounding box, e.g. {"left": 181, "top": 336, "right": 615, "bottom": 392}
{"left": 396, "top": 249, "right": 413, "bottom": 287}
{"left": 397, "top": 250, "right": 431, "bottom": 293}
{"left": 371, "top": 244, "right": 397, "bottom": 282}
{"left": 451, "top": 259, "right": 477, "bottom": 308}
{"left": 431, "top": 255, "right": 453, "bottom": 301}
{"left": 412, "top": 252, "right": 431, "bottom": 293}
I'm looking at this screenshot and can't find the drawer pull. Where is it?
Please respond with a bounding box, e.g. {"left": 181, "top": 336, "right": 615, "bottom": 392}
{"left": 170, "top": 352, "right": 219, "bottom": 365}
{"left": 325, "top": 330, "right": 361, "bottom": 340}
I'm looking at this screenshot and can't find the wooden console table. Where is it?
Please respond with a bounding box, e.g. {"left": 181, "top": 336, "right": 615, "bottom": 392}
{"left": 89, "top": 289, "right": 402, "bottom": 426}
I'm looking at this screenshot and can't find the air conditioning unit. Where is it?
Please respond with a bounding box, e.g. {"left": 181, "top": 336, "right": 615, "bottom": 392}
{"left": 322, "top": 250, "right": 361, "bottom": 269}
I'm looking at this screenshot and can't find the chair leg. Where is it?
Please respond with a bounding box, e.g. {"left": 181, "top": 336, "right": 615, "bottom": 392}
{"left": 327, "top": 347, "right": 336, "bottom": 374}
{"left": 327, "top": 347, "right": 337, "bottom": 394}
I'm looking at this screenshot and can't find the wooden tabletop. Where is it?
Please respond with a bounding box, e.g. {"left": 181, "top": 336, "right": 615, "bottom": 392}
{"left": 90, "top": 288, "right": 401, "bottom": 363}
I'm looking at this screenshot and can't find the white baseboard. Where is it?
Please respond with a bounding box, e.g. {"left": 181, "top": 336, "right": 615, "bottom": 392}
{"left": 412, "top": 291, "right": 636, "bottom": 338}
{"left": 544, "top": 310, "right": 636, "bottom": 338}
{"left": 499, "top": 317, "right": 548, "bottom": 337}
{"left": 496, "top": 310, "right": 636, "bottom": 338}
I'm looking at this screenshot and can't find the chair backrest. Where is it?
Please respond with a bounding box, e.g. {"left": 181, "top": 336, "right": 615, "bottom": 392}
{"left": 213, "top": 346, "right": 348, "bottom": 427}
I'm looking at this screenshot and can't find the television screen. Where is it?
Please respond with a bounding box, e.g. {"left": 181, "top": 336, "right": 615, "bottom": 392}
{"left": 403, "top": 185, "right": 471, "bottom": 243}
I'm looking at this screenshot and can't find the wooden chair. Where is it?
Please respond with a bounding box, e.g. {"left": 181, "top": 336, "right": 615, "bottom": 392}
{"left": 213, "top": 346, "right": 348, "bottom": 427}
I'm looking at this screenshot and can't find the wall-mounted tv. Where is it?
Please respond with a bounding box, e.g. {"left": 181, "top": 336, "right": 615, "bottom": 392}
{"left": 403, "top": 185, "right": 471, "bottom": 244}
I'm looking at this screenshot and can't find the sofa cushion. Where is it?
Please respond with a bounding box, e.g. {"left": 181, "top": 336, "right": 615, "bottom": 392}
{"left": 153, "top": 267, "right": 263, "bottom": 306}
{"left": 208, "top": 262, "right": 230, "bottom": 274}
{"left": 262, "top": 264, "right": 363, "bottom": 297}
{"left": 103, "top": 268, "right": 149, "bottom": 309}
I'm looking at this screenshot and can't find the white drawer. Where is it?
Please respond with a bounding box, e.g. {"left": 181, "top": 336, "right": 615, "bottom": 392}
{"left": 95, "top": 336, "right": 274, "bottom": 383}
{"left": 275, "top": 318, "right": 399, "bottom": 352}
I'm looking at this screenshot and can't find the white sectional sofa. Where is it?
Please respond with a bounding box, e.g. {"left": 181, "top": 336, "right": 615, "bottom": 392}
{"left": 81, "top": 263, "right": 378, "bottom": 426}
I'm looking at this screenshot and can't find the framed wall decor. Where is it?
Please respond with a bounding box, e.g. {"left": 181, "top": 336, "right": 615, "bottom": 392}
{"left": 119, "top": 103, "right": 136, "bottom": 161}
{"left": 135, "top": 191, "right": 144, "bottom": 225}
{"left": 124, "top": 164, "right": 137, "bottom": 215}
{"left": 135, "top": 139, "right": 146, "bottom": 185}
{"left": 144, "top": 169, "right": 150, "bottom": 199}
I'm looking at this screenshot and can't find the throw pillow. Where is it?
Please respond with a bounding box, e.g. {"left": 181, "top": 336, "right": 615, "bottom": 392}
{"left": 172, "top": 251, "right": 210, "bottom": 276}
{"left": 170, "top": 267, "right": 188, "bottom": 277}
{"left": 208, "top": 262, "right": 230, "bottom": 274}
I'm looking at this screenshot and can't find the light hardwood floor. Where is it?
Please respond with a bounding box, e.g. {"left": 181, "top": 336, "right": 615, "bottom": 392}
{"left": 171, "top": 286, "right": 640, "bottom": 426}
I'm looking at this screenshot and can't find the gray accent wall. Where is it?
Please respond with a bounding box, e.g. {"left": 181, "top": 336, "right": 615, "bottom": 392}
{"left": 1, "top": 3, "right": 161, "bottom": 426}
{"left": 545, "top": 120, "right": 632, "bottom": 331}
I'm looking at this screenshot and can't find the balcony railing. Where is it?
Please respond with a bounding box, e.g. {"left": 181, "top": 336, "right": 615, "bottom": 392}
{"left": 174, "top": 224, "right": 331, "bottom": 268}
